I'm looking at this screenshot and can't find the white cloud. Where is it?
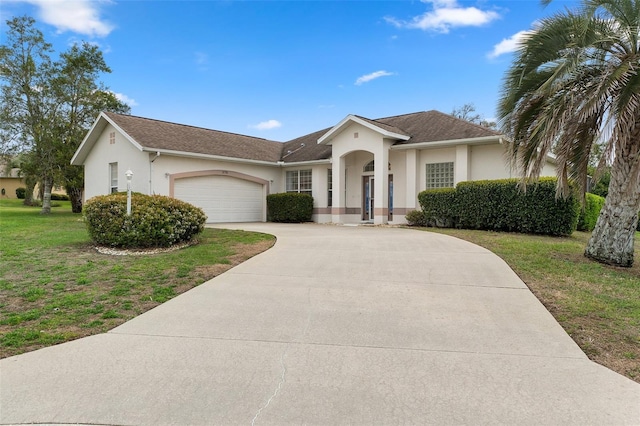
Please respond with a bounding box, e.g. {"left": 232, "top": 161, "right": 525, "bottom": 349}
{"left": 355, "top": 70, "right": 395, "bottom": 86}
{"left": 18, "top": 0, "right": 114, "bottom": 37}
{"left": 113, "top": 92, "right": 138, "bottom": 107}
{"left": 250, "top": 120, "right": 282, "bottom": 130}
{"left": 385, "top": 0, "right": 500, "bottom": 34}
{"left": 487, "top": 30, "right": 530, "bottom": 58}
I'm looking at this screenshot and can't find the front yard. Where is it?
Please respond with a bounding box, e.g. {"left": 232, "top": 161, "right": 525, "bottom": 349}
{"left": 0, "top": 199, "right": 274, "bottom": 358}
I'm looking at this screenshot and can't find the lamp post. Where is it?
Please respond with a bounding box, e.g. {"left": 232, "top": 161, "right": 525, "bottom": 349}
{"left": 125, "top": 169, "right": 133, "bottom": 216}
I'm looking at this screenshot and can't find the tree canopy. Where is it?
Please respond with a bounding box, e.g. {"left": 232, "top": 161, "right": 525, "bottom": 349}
{"left": 0, "top": 16, "right": 130, "bottom": 213}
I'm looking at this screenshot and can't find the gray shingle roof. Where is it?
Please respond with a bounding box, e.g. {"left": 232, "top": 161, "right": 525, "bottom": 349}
{"left": 102, "top": 110, "right": 501, "bottom": 165}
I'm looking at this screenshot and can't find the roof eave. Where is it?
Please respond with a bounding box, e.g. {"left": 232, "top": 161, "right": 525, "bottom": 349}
{"left": 143, "top": 148, "right": 282, "bottom": 166}
{"left": 391, "top": 135, "right": 503, "bottom": 150}
{"left": 279, "top": 159, "right": 332, "bottom": 167}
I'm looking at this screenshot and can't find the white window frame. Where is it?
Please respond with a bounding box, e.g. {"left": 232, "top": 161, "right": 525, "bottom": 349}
{"left": 286, "top": 169, "right": 312, "bottom": 195}
{"left": 109, "top": 162, "right": 118, "bottom": 193}
{"left": 426, "top": 162, "right": 454, "bottom": 189}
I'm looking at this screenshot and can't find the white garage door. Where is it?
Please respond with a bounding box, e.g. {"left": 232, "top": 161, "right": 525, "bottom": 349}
{"left": 174, "top": 175, "right": 264, "bottom": 223}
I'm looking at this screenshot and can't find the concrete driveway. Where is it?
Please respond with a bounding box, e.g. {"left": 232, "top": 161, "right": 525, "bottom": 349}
{"left": 1, "top": 223, "right": 639, "bottom": 425}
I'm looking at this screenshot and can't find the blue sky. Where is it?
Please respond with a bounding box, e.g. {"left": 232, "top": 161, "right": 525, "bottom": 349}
{"left": 1, "top": 0, "right": 578, "bottom": 142}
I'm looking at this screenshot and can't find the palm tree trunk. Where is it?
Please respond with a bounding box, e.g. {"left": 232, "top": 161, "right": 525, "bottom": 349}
{"left": 585, "top": 137, "right": 640, "bottom": 267}
{"left": 67, "top": 186, "right": 83, "bottom": 213}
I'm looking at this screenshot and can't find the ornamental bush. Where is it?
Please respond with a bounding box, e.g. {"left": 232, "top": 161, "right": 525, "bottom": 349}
{"left": 84, "top": 193, "right": 206, "bottom": 248}
{"left": 577, "top": 193, "right": 605, "bottom": 232}
{"left": 418, "top": 178, "right": 580, "bottom": 236}
{"left": 15, "top": 187, "right": 26, "bottom": 199}
{"left": 267, "top": 193, "right": 313, "bottom": 222}
{"left": 405, "top": 209, "right": 428, "bottom": 227}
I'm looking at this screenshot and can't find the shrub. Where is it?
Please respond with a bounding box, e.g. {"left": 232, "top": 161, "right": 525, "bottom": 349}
{"left": 15, "top": 187, "right": 26, "bottom": 199}
{"left": 405, "top": 210, "right": 428, "bottom": 227}
{"left": 577, "top": 193, "right": 605, "bottom": 232}
{"left": 84, "top": 193, "right": 206, "bottom": 248}
{"left": 417, "top": 178, "right": 580, "bottom": 236}
{"left": 50, "top": 193, "right": 70, "bottom": 201}
{"left": 417, "top": 188, "right": 457, "bottom": 228}
{"left": 267, "top": 193, "right": 313, "bottom": 223}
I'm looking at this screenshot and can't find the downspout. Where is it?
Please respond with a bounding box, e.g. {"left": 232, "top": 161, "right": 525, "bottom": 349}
{"left": 149, "top": 152, "right": 160, "bottom": 194}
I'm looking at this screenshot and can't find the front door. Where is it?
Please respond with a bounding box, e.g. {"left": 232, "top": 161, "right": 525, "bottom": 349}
{"left": 362, "top": 176, "right": 374, "bottom": 221}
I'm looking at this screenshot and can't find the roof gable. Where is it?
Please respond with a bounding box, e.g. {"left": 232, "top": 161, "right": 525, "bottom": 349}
{"left": 317, "top": 114, "right": 410, "bottom": 145}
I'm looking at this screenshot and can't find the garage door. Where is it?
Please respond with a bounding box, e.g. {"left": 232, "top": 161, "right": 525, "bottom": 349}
{"left": 174, "top": 175, "right": 264, "bottom": 223}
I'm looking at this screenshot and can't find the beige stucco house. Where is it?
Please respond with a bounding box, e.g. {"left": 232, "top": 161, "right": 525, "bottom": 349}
{"left": 71, "top": 110, "right": 555, "bottom": 224}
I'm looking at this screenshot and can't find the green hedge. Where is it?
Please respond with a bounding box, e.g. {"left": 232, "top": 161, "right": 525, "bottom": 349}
{"left": 267, "top": 193, "right": 313, "bottom": 223}
{"left": 51, "top": 193, "right": 69, "bottom": 201}
{"left": 577, "top": 193, "right": 605, "bottom": 232}
{"left": 418, "top": 178, "right": 579, "bottom": 236}
{"left": 16, "top": 187, "right": 26, "bottom": 199}
{"left": 417, "top": 188, "right": 457, "bottom": 228}
{"left": 84, "top": 193, "right": 206, "bottom": 248}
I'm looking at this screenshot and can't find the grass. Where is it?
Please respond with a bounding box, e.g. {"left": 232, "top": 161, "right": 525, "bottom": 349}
{"left": 422, "top": 226, "right": 640, "bottom": 383}
{"left": 0, "top": 199, "right": 275, "bottom": 358}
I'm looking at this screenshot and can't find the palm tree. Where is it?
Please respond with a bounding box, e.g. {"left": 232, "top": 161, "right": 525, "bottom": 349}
{"left": 498, "top": 0, "right": 640, "bottom": 267}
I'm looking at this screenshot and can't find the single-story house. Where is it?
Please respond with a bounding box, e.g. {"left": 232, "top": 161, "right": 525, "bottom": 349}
{"left": 71, "top": 110, "right": 555, "bottom": 224}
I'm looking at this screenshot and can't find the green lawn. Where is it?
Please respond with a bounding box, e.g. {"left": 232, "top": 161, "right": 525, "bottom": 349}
{"left": 0, "top": 199, "right": 274, "bottom": 358}
{"left": 422, "top": 227, "right": 640, "bottom": 382}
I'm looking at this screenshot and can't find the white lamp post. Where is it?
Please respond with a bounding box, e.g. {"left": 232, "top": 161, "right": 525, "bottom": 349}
{"left": 125, "top": 169, "right": 133, "bottom": 216}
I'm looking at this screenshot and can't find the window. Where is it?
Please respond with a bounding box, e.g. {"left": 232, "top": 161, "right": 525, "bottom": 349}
{"left": 327, "top": 169, "right": 332, "bottom": 207}
{"left": 109, "top": 162, "right": 118, "bottom": 193}
{"left": 286, "top": 169, "right": 312, "bottom": 195}
{"left": 109, "top": 132, "right": 115, "bottom": 145}
{"left": 426, "top": 162, "right": 454, "bottom": 189}
{"left": 363, "top": 160, "right": 374, "bottom": 172}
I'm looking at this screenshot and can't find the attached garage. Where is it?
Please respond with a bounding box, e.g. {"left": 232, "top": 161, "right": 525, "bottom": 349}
{"left": 172, "top": 171, "right": 267, "bottom": 223}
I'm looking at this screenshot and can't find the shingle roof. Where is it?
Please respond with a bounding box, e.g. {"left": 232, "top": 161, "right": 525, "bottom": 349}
{"left": 104, "top": 112, "right": 284, "bottom": 163}
{"left": 376, "top": 110, "right": 500, "bottom": 144}
{"left": 277, "top": 110, "right": 501, "bottom": 162}
{"left": 98, "top": 110, "right": 501, "bottom": 165}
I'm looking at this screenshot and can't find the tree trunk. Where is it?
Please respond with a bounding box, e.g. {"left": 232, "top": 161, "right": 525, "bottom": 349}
{"left": 23, "top": 175, "right": 36, "bottom": 206}
{"left": 40, "top": 175, "right": 52, "bottom": 214}
{"left": 67, "top": 186, "right": 83, "bottom": 213}
{"left": 585, "top": 134, "right": 640, "bottom": 267}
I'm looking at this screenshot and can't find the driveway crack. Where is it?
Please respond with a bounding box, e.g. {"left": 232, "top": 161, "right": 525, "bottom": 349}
{"left": 250, "top": 288, "right": 313, "bottom": 425}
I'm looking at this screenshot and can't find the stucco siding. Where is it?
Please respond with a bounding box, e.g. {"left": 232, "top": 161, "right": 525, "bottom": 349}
{"left": 469, "top": 144, "right": 513, "bottom": 181}
{"left": 83, "top": 124, "right": 149, "bottom": 200}
{"left": 152, "top": 156, "right": 280, "bottom": 197}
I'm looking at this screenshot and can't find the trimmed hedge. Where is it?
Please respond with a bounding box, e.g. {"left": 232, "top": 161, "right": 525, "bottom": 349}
{"left": 418, "top": 178, "right": 580, "bottom": 236}
{"left": 267, "top": 193, "right": 313, "bottom": 223}
{"left": 577, "top": 193, "right": 605, "bottom": 232}
{"left": 84, "top": 193, "right": 206, "bottom": 248}
{"left": 418, "top": 188, "right": 457, "bottom": 228}
{"left": 16, "top": 187, "right": 26, "bottom": 199}
{"left": 51, "top": 193, "right": 69, "bottom": 201}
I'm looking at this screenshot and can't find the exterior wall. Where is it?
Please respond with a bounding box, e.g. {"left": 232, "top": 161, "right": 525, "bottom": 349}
{"left": 152, "top": 156, "right": 281, "bottom": 197}
{"left": 83, "top": 124, "right": 149, "bottom": 200}
{"left": 418, "top": 147, "right": 456, "bottom": 192}
{"left": 0, "top": 177, "right": 25, "bottom": 199}
{"left": 469, "top": 144, "right": 513, "bottom": 181}
{"left": 279, "top": 163, "right": 332, "bottom": 222}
